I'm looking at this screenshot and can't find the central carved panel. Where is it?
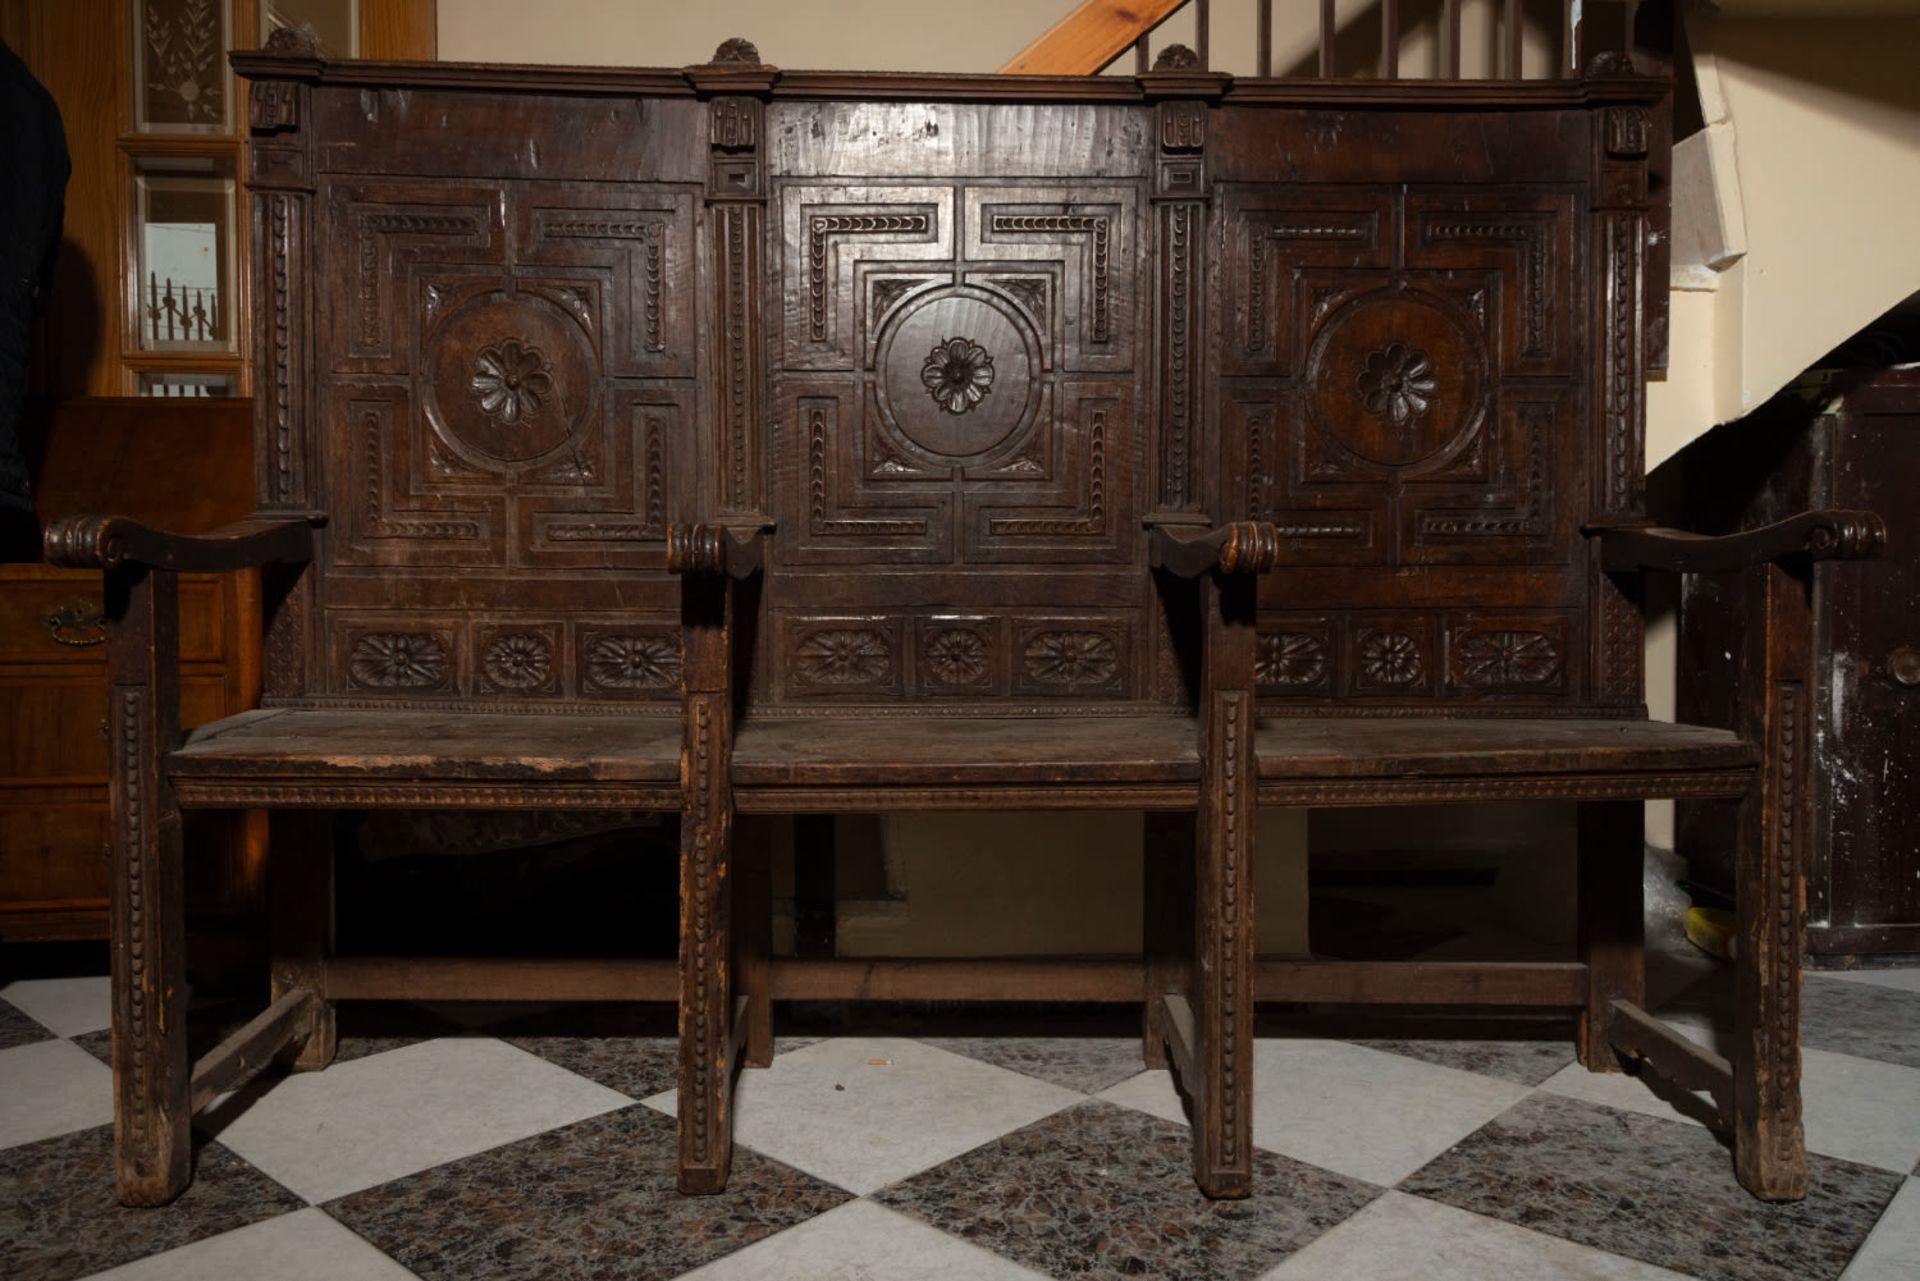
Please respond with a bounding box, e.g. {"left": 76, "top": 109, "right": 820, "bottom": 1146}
{"left": 424, "top": 291, "right": 595, "bottom": 465}
{"left": 772, "top": 179, "right": 1146, "bottom": 702}
{"left": 877, "top": 286, "right": 1039, "bottom": 462}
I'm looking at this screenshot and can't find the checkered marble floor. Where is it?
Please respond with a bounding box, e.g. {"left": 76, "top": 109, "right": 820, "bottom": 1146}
{"left": 4, "top": 965, "right": 1919, "bottom": 1281}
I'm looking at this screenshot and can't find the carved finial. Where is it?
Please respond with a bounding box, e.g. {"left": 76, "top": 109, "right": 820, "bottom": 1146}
{"left": 1152, "top": 44, "right": 1202, "bottom": 72}
{"left": 1586, "top": 51, "right": 1637, "bottom": 76}
{"left": 711, "top": 37, "right": 762, "bottom": 65}
{"left": 262, "top": 22, "right": 323, "bottom": 58}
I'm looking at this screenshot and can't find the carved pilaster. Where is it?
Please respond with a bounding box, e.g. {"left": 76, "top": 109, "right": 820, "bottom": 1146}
{"left": 1145, "top": 89, "right": 1217, "bottom": 523}
{"left": 690, "top": 43, "right": 776, "bottom": 527}
{"left": 1593, "top": 209, "right": 1647, "bottom": 705}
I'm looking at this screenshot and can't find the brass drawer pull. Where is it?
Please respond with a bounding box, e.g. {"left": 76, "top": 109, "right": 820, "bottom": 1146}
{"left": 46, "top": 600, "right": 107, "bottom": 647}
{"left": 1891, "top": 646, "right": 1920, "bottom": 688}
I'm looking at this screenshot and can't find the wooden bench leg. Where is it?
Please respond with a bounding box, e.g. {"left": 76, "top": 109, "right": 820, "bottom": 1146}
{"left": 1732, "top": 563, "right": 1812, "bottom": 1201}
{"left": 1143, "top": 811, "right": 1194, "bottom": 1069}
{"left": 1577, "top": 801, "right": 1644, "bottom": 1072}
{"left": 677, "top": 691, "right": 735, "bottom": 1195}
{"left": 271, "top": 811, "right": 336, "bottom": 1072}
{"left": 734, "top": 815, "right": 774, "bottom": 1070}
{"left": 108, "top": 568, "right": 190, "bottom": 1206}
{"left": 1192, "top": 692, "right": 1255, "bottom": 1196}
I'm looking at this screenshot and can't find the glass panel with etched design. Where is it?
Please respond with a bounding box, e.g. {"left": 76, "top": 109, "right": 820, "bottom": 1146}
{"left": 133, "top": 0, "right": 234, "bottom": 134}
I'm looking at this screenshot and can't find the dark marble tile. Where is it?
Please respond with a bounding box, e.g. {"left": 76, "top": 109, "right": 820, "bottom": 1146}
{"left": 72, "top": 1025, "right": 111, "bottom": 1065}
{"left": 494, "top": 1002, "right": 819, "bottom": 1100}
{"left": 325, "top": 1103, "right": 850, "bottom": 1281}
{"left": 0, "top": 1124, "right": 304, "bottom": 1281}
{"left": 919, "top": 1035, "right": 1147, "bottom": 1093}
{"left": 1402, "top": 1092, "right": 1906, "bottom": 1281}
{"left": 0, "top": 996, "right": 54, "bottom": 1050}
{"left": 491, "top": 1002, "right": 680, "bottom": 1100}
{"left": 1802, "top": 975, "right": 1920, "bottom": 1070}
{"left": 1250, "top": 1007, "right": 1579, "bottom": 1086}
{"left": 876, "top": 1099, "right": 1380, "bottom": 1281}
{"left": 1351, "top": 1036, "right": 1575, "bottom": 1086}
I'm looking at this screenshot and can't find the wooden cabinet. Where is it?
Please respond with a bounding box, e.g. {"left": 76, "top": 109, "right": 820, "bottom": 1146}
{"left": 1674, "top": 368, "right": 1920, "bottom": 959}
{"left": 0, "top": 398, "right": 259, "bottom": 940}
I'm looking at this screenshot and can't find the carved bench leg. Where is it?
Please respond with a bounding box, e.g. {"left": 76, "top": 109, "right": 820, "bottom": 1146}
{"left": 1734, "top": 563, "right": 1811, "bottom": 1201}
{"left": 734, "top": 815, "right": 774, "bottom": 1070}
{"left": 1577, "top": 801, "right": 1644, "bottom": 1072}
{"left": 678, "top": 685, "right": 736, "bottom": 1194}
{"left": 1192, "top": 573, "right": 1256, "bottom": 1199}
{"left": 1143, "top": 811, "right": 1194, "bottom": 1069}
{"left": 107, "top": 568, "right": 190, "bottom": 1206}
{"left": 1193, "top": 689, "right": 1255, "bottom": 1199}
{"left": 271, "top": 811, "right": 336, "bottom": 1072}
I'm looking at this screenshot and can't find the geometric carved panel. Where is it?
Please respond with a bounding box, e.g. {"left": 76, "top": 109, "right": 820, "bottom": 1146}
{"left": 776, "top": 181, "right": 1140, "bottom": 573}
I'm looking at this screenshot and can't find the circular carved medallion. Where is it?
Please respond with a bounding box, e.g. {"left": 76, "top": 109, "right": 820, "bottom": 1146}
{"left": 423, "top": 290, "right": 595, "bottom": 465}
{"left": 875, "top": 285, "right": 1038, "bottom": 462}
{"left": 1307, "top": 290, "right": 1485, "bottom": 469}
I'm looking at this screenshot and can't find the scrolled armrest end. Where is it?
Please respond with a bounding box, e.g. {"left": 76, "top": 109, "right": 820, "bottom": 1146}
{"left": 666, "top": 522, "right": 769, "bottom": 580}
{"left": 44, "top": 515, "right": 130, "bottom": 569}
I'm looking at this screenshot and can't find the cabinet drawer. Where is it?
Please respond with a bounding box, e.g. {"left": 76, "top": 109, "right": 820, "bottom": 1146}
{"left": 0, "top": 571, "right": 229, "bottom": 666}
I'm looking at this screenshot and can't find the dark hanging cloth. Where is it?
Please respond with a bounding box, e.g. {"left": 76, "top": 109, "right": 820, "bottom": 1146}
{"left": 0, "top": 38, "right": 70, "bottom": 516}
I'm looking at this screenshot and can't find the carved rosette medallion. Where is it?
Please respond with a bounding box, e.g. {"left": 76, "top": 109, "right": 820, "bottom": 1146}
{"left": 422, "top": 289, "right": 596, "bottom": 466}
{"left": 1308, "top": 290, "right": 1486, "bottom": 469}
{"left": 470, "top": 340, "right": 554, "bottom": 425}
{"left": 587, "top": 635, "right": 680, "bottom": 691}
{"left": 923, "top": 627, "right": 990, "bottom": 688}
{"left": 483, "top": 633, "right": 553, "bottom": 690}
{"left": 1457, "top": 630, "right": 1561, "bottom": 687}
{"left": 795, "top": 629, "right": 892, "bottom": 687}
{"left": 874, "top": 284, "right": 1040, "bottom": 463}
{"left": 1357, "top": 342, "right": 1437, "bottom": 428}
{"left": 921, "top": 338, "right": 995, "bottom": 415}
{"left": 1358, "top": 632, "right": 1423, "bottom": 687}
{"left": 1257, "top": 632, "right": 1329, "bottom": 690}
{"left": 349, "top": 633, "right": 448, "bottom": 690}
{"left": 1024, "top": 631, "right": 1118, "bottom": 688}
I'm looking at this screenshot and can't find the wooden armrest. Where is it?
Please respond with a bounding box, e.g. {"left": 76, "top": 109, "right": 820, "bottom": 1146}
{"left": 1587, "top": 509, "right": 1886, "bottom": 574}
{"left": 666, "top": 522, "right": 769, "bottom": 580}
{"left": 1148, "top": 521, "right": 1284, "bottom": 578}
{"left": 43, "top": 514, "right": 325, "bottom": 572}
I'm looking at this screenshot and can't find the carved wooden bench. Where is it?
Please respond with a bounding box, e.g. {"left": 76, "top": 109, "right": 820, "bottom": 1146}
{"left": 49, "top": 27, "right": 1883, "bottom": 1207}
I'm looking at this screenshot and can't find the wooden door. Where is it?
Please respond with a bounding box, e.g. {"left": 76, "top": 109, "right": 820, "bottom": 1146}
{"left": 1814, "top": 386, "right": 1920, "bottom": 954}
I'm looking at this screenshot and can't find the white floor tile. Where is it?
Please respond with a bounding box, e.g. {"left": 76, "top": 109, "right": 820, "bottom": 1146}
{"left": 0, "top": 1038, "right": 114, "bottom": 1149}
{"left": 1842, "top": 1177, "right": 1920, "bottom": 1281}
{"left": 1097, "top": 1039, "right": 1531, "bottom": 1187}
{"left": 1541, "top": 1047, "right": 1920, "bottom": 1173}
{"left": 1821, "top": 969, "right": 1920, "bottom": 996}
{"left": 677, "top": 1199, "right": 1049, "bottom": 1281}
{"left": 1264, "top": 1191, "right": 1693, "bottom": 1280}
{"left": 206, "top": 1036, "right": 631, "bottom": 1203}
{"left": 80, "top": 1207, "right": 419, "bottom": 1281}
{"left": 0, "top": 975, "right": 111, "bottom": 1037}
{"left": 643, "top": 1037, "right": 1081, "bottom": 1195}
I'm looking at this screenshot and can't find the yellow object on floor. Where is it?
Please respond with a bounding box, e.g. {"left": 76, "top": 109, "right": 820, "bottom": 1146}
{"left": 1686, "top": 906, "right": 1738, "bottom": 961}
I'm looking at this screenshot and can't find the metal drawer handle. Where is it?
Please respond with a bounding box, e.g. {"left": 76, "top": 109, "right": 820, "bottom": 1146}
{"left": 1891, "top": 646, "right": 1920, "bottom": 688}
{"left": 46, "top": 600, "right": 107, "bottom": 647}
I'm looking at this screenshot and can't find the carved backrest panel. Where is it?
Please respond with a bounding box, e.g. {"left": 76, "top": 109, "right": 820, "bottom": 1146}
{"left": 759, "top": 101, "right": 1169, "bottom": 708}
{"left": 255, "top": 89, "right": 709, "bottom": 709}
{"left": 245, "top": 58, "right": 1661, "bottom": 720}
